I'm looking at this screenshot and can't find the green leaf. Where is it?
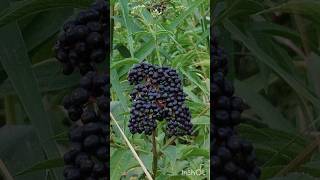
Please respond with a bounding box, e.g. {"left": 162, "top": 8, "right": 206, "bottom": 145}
{"left": 250, "top": 22, "right": 301, "bottom": 43}
{"left": 180, "top": 147, "right": 209, "bottom": 159}
{"left": 162, "top": 146, "right": 177, "bottom": 169}
{"left": 0, "top": 16, "right": 61, "bottom": 178}
{"left": 0, "top": 125, "right": 46, "bottom": 180}
{"left": 15, "top": 158, "right": 63, "bottom": 176}
{"left": 234, "top": 80, "right": 294, "bottom": 132}
{"left": 307, "top": 53, "right": 320, "bottom": 98}
{"left": 238, "top": 124, "right": 307, "bottom": 148}
{"left": 111, "top": 58, "right": 139, "bottom": 69}
{"left": 180, "top": 67, "right": 209, "bottom": 96}
{"left": 191, "top": 116, "right": 209, "bottom": 125}
{"left": 22, "top": 8, "right": 73, "bottom": 51}
{"left": 168, "top": 0, "right": 206, "bottom": 30}
{"left": 110, "top": 149, "right": 132, "bottom": 180}
{"left": 115, "top": 44, "right": 131, "bottom": 58}
{"left": 0, "top": 0, "right": 93, "bottom": 28}
{"left": 258, "top": 0, "right": 320, "bottom": 25}
{"left": 183, "top": 87, "right": 203, "bottom": 104}
{"left": 118, "top": 0, "right": 134, "bottom": 57}
{"left": 216, "top": 0, "right": 263, "bottom": 23}
{"left": 134, "top": 38, "right": 155, "bottom": 60}
{"left": 134, "top": 0, "right": 206, "bottom": 59}
{"left": 110, "top": 69, "right": 129, "bottom": 111}
{"left": 0, "top": 59, "right": 80, "bottom": 96}
{"left": 224, "top": 20, "right": 320, "bottom": 109}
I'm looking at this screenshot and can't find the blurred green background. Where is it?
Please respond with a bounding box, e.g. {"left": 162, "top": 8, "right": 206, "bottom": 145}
{"left": 213, "top": 0, "right": 320, "bottom": 179}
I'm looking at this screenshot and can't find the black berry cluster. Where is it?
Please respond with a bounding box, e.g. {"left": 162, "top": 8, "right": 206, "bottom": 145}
{"left": 62, "top": 72, "right": 109, "bottom": 180}
{"left": 211, "top": 32, "right": 261, "bottom": 180}
{"left": 54, "top": 0, "right": 109, "bottom": 179}
{"left": 127, "top": 62, "right": 193, "bottom": 136}
{"left": 54, "top": 0, "right": 109, "bottom": 75}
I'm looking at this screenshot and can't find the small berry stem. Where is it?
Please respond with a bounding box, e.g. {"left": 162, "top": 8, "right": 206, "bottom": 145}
{"left": 152, "top": 130, "right": 158, "bottom": 179}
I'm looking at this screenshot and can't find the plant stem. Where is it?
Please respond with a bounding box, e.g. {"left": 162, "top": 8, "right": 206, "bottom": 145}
{"left": 152, "top": 130, "right": 158, "bottom": 179}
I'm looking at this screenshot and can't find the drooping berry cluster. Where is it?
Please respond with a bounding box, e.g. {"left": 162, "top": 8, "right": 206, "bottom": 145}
{"left": 54, "top": 0, "right": 109, "bottom": 75}
{"left": 54, "top": 0, "right": 109, "bottom": 179}
{"left": 128, "top": 62, "right": 193, "bottom": 136}
{"left": 62, "top": 72, "right": 109, "bottom": 180}
{"left": 211, "top": 32, "right": 261, "bottom": 179}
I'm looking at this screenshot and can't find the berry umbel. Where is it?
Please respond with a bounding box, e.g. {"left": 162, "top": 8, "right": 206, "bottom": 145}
{"left": 211, "top": 32, "right": 261, "bottom": 180}
{"left": 128, "top": 62, "right": 193, "bottom": 136}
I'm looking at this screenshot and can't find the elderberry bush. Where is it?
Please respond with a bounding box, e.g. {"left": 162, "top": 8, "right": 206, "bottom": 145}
{"left": 54, "top": 0, "right": 109, "bottom": 75}
{"left": 127, "top": 62, "right": 193, "bottom": 136}
{"left": 62, "top": 71, "right": 109, "bottom": 180}
{"left": 211, "top": 33, "right": 261, "bottom": 180}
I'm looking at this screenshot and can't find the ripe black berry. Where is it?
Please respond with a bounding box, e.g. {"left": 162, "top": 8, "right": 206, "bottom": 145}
{"left": 211, "top": 31, "right": 260, "bottom": 179}
{"left": 58, "top": 1, "right": 109, "bottom": 179}
{"left": 54, "top": 0, "right": 109, "bottom": 75}
{"left": 128, "top": 62, "right": 193, "bottom": 136}
{"left": 62, "top": 72, "right": 108, "bottom": 179}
